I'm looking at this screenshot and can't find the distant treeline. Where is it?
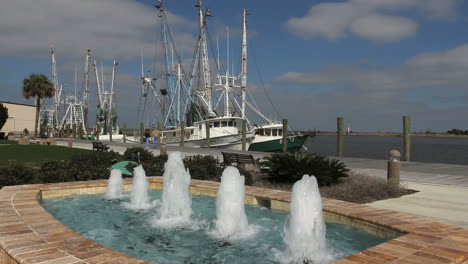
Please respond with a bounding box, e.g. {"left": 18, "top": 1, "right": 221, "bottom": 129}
{"left": 447, "top": 129, "right": 468, "bottom": 135}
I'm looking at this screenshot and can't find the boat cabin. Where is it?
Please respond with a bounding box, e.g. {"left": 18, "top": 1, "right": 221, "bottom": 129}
{"left": 255, "top": 128, "right": 283, "bottom": 137}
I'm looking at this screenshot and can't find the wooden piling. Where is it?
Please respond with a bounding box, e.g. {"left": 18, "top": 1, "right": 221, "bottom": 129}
{"left": 337, "top": 117, "right": 344, "bottom": 157}
{"left": 139, "top": 122, "right": 144, "bottom": 143}
{"left": 180, "top": 121, "right": 185, "bottom": 147}
{"left": 403, "top": 116, "right": 411, "bottom": 161}
{"left": 96, "top": 123, "right": 101, "bottom": 141}
{"left": 282, "top": 118, "right": 288, "bottom": 152}
{"left": 108, "top": 123, "right": 113, "bottom": 142}
{"left": 72, "top": 123, "right": 76, "bottom": 139}
{"left": 123, "top": 123, "right": 127, "bottom": 143}
{"left": 78, "top": 123, "right": 83, "bottom": 139}
{"left": 205, "top": 120, "right": 210, "bottom": 148}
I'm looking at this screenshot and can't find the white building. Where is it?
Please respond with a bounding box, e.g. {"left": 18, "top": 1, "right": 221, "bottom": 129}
{"left": 0, "top": 101, "right": 35, "bottom": 134}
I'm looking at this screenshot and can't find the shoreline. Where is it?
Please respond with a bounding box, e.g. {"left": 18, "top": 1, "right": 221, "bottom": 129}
{"left": 304, "top": 132, "right": 468, "bottom": 138}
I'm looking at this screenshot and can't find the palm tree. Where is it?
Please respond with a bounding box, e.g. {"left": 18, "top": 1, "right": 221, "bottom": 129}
{"left": 22, "top": 74, "right": 54, "bottom": 137}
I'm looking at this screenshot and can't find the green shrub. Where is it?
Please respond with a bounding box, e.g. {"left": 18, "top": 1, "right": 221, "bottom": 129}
{"left": 126, "top": 154, "right": 168, "bottom": 176}
{"left": 124, "top": 154, "right": 253, "bottom": 184}
{"left": 39, "top": 160, "right": 72, "bottom": 183}
{"left": 261, "top": 152, "right": 349, "bottom": 186}
{"left": 184, "top": 155, "right": 224, "bottom": 182}
{"left": 0, "top": 165, "right": 36, "bottom": 187}
{"left": 123, "top": 147, "right": 154, "bottom": 162}
{"left": 67, "top": 151, "right": 121, "bottom": 181}
{"left": 236, "top": 166, "right": 254, "bottom": 186}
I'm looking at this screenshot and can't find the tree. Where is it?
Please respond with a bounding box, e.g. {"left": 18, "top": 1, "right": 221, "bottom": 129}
{"left": 0, "top": 103, "right": 8, "bottom": 131}
{"left": 22, "top": 74, "right": 54, "bottom": 137}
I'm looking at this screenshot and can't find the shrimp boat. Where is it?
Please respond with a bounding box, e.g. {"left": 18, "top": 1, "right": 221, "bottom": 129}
{"left": 139, "top": 1, "right": 306, "bottom": 151}
{"left": 249, "top": 123, "right": 308, "bottom": 152}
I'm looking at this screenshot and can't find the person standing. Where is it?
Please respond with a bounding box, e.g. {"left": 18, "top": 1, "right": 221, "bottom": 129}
{"left": 152, "top": 127, "right": 160, "bottom": 149}
{"left": 144, "top": 128, "right": 151, "bottom": 148}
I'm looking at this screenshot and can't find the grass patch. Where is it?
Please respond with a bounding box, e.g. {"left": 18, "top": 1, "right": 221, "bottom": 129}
{"left": 320, "top": 173, "right": 417, "bottom": 204}
{"left": 0, "top": 140, "right": 91, "bottom": 169}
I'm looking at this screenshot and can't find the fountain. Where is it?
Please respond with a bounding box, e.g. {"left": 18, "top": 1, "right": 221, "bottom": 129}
{"left": 124, "top": 165, "right": 152, "bottom": 209}
{"left": 212, "top": 166, "right": 254, "bottom": 240}
{"left": 106, "top": 169, "right": 124, "bottom": 199}
{"left": 153, "top": 152, "right": 192, "bottom": 228}
{"left": 277, "top": 175, "right": 332, "bottom": 264}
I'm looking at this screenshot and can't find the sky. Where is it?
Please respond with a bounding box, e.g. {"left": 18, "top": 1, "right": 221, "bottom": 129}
{"left": 1, "top": 0, "right": 468, "bottom": 132}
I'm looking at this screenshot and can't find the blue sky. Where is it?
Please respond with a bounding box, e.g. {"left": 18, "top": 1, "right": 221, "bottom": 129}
{"left": 1, "top": 0, "right": 468, "bottom": 132}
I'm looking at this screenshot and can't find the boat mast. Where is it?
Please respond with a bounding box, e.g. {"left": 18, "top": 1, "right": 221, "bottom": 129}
{"left": 196, "top": 0, "right": 214, "bottom": 117}
{"left": 241, "top": 8, "right": 248, "bottom": 119}
{"left": 51, "top": 45, "right": 62, "bottom": 129}
{"left": 82, "top": 48, "right": 91, "bottom": 127}
{"left": 92, "top": 61, "right": 103, "bottom": 106}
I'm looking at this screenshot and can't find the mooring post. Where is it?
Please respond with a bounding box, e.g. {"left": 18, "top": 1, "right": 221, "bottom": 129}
{"left": 282, "top": 118, "right": 288, "bottom": 152}
{"left": 387, "top": 150, "right": 401, "bottom": 186}
{"left": 242, "top": 119, "right": 247, "bottom": 151}
{"left": 337, "top": 117, "right": 344, "bottom": 157}
{"left": 64, "top": 124, "right": 69, "bottom": 138}
{"left": 78, "top": 123, "right": 83, "bottom": 139}
{"left": 403, "top": 116, "right": 411, "bottom": 161}
{"left": 72, "top": 123, "right": 76, "bottom": 139}
{"left": 205, "top": 120, "right": 211, "bottom": 148}
{"left": 123, "top": 123, "right": 127, "bottom": 143}
{"left": 97, "top": 124, "right": 102, "bottom": 140}
{"left": 139, "top": 122, "right": 144, "bottom": 143}
{"left": 108, "top": 123, "right": 113, "bottom": 142}
{"left": 180, "top": 121, "right": 185, "bottom": 147}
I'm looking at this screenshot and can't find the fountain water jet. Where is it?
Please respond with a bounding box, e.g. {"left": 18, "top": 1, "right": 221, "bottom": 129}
{"left": 153, "top": 152, "right": 192, "bottom": 228}
{"left": 211, "top": 166, "right": 255, "bottom": 240}
{"left": 124, "top": 165, "right": 152, "bottom": 209}
{"left": 277, "top": 175, "right": 332, "bottom": 264}
{"left": 106, "top": 169, "right": 124, "bottom": 199}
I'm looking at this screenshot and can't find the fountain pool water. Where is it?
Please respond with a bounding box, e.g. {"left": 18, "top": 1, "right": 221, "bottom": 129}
{"left": 211, "top": 166, "right": 256, "bottom": 240}
{"left": 276, "top": 175, "right": 332, "bottom": 264}
{"left": 106, "top": 169, "right": 124, "bottom": 199}
{"left": 41, "top": 190, "right": 398, "bottom": 264}
{"left": 153, "top": 152, "right": 192, "bottom": 228}
{"left": 123, "top": 165, "right": 152, "bottom": 210}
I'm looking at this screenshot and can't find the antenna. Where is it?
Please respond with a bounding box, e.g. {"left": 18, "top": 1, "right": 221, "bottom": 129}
{"left": 74, "top": 67, "right": 77, "bottom": 99}
{"left": 227, "top": 26, "right": 229, "bottom": 75}
{"left": 101, "top": 62, "right": 104, "bottom": 92}
{"left": 217, "top": 36, "right": 220, "bottom": 69}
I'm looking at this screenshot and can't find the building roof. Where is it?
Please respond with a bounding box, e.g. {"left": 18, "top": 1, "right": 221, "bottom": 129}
{"left": 0, "top": 101, "right": 35, "bottom": 108}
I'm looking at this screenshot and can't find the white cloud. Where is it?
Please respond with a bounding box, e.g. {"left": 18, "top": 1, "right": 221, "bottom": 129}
{"left": 350, "top": 15, "right": 418, "bottom": 42}
{"left": 285, "top": 0, "right": 459, "bottom": 42}
{"left": 274, "top": 43, "right": 468, "bottom": 96}
{"left": 0, "top": 0, "right": 197, "bottom": 60}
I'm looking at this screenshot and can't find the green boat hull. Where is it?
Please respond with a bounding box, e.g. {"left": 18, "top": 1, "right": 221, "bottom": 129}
{"left": 248, "top": 135, "right": 308, "bottom": 152}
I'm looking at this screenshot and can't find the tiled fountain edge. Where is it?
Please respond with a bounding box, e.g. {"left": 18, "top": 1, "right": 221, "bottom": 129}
{"left": 0, "top": 177, "right": 466, "bottom": 264}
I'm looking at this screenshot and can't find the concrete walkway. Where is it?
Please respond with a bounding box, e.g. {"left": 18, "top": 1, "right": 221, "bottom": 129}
{"left": 367, "top": 182, "right": 468, "bottom": 228}
{"left": 57, "top": 139, "right": 468, "bottom": 228}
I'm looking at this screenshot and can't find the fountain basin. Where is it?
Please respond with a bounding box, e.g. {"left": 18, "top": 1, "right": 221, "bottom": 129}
{"left": 0, "top": 178, "right": 467, "bottom": 264}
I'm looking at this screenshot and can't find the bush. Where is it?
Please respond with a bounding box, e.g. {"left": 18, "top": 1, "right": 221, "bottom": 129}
{"left": 320, "top": 174, "right": 416, "bottom": 204}
{"left": 123, "top": 147, "right": 154, "bottom": 162}
{"left": 0, "top": 165, "right": 36, "bottom": 187}
{"left": 39, "top": 160, "right": 72, "bottom": 183}
{"left": 184, "top": 155, "right": 224, "bottom": 182}
{"left": 261, "top": 152, "right": 349, "bottom": 186}
{"left": 67, "top": 151, "right": 121, "bottom": 181}
{"left": 123, "top": 154, "right": 253, "bottom": 184}
{"left": 127, "top": 154, "right": 168, "bottom": 176}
